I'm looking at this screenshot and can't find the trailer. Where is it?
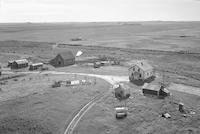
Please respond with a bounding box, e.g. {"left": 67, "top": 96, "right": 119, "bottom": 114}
{"left": 115, "top": 106, "right": 128, "bottom": 119}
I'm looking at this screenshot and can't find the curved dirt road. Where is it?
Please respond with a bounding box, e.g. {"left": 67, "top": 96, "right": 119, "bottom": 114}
{"left": 40, "top": 71, "right": 129, "bottom": 134}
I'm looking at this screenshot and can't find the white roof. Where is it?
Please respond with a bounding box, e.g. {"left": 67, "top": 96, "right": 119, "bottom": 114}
{"left": 31, "top": 63, "right": 43, "bottom": 66}
{"left": 14, "top": 59, "right": 28, "bottom": 64}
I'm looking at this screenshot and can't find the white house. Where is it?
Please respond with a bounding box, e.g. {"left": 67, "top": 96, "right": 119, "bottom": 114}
{"left": 128, "top": 61, "right": 154, "bottom": 81}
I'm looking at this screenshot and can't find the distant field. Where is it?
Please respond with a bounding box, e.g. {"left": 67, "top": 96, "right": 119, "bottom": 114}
{"left": 0, "top": 22, "right": 200, "bottom": 51}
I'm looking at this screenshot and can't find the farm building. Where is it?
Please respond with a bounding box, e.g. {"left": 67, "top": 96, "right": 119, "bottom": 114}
{"left": 10, "top": 59, "right": 28, "bottom": 69}
{"left": 50, "top": 51, "right": 75, "bottom": 67}
{"left": 114, "top": 84, "right": 130, "bottom": 100}
{"left": 29, "top": 63, "right": 43, "bottom": 70}
{"left": 142, "top": 83, "right": 170, "bottom": 97}
{"left": 8, "top": 60, "right": 14, "bottom": 67}
{"left": 128, "top": 61, "right": 154, "bottom": 81}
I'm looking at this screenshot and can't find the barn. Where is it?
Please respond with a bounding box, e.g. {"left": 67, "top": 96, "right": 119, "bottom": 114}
{"left": 50, "top": 51, "right": 75, "bottom": 67}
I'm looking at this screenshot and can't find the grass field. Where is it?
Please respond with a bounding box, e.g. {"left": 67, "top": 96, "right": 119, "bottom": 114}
{"left": 0, "top": 22, "right": 200, "bottom": 51}
{"left": 0, "top": 22, "right": 200, "bottom": 134}
{"left": 0, "top": 73, "right": 110, "bottom": 134}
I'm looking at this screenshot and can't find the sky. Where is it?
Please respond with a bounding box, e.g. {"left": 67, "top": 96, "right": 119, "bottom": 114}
{"left": 0, "top": 0, "right": 200, "bottom": 22}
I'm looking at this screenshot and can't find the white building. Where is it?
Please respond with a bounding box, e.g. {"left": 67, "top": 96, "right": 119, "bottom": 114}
{"left": 128, "top": 61, "right": 154, "bottom": 81}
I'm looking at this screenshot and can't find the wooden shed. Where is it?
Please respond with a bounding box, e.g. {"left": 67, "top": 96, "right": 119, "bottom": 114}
{"left": 29, "top": 63, "right": 43, "bottom": 70}
{"left": 10, "top": 59, "right": 28, "bottom": 69}
{"left": 50, "top": 51, "right": 75, "bottom": 67}
{"left": 142, "top": 83, "right": 170, "bottom": 97}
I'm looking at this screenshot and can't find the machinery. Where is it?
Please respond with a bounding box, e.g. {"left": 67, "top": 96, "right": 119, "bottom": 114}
{"left": 115, "top": 106, "right": 128, "bottom": 119}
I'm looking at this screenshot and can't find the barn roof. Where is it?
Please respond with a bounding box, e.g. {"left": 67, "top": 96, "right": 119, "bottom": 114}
{"left": 58, "top": 51, "right": 75, "bottom": 60}
{"left": 14, "top": 59, "right": 28, "bottom": 64}
{"left": 142, "top": 83, "right": 160, "bottom": 92}
{"left": 134, "top": 61, "right": 153, "bottom": 72}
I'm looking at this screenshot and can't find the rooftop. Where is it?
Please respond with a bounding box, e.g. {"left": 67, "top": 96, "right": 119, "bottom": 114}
{"left": 58, "top": 51, "right": 75, "bottom": 60}
{"left": 14, "top": 59, "right": 28, "bottom": 64}
{"left": 133, "top": 61, "right": 153, "bottom": 71}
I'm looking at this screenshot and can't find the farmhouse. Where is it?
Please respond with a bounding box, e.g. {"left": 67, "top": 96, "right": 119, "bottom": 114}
{"left": 29, "top": 63, "right": 43, "bottom": 70}
{"left": 128, "top": 61, "right": 154, "bottom": 81}
{"left": 10, "top": 59, "right": 28, "bottom": 69}
{"left": 50, "top": 51, "right": 75, "bottom": 67}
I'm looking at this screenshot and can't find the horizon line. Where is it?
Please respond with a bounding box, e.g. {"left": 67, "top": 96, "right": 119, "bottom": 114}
{"left": 1, "top": 20, "right": 200, "bottom": 24}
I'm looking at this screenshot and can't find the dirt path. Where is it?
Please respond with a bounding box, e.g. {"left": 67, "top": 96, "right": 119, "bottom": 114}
{"left": 169, "top": 83, "right": 200, "bottom": 96}
{"left": 4, "top": 70, "right": 200, "bottom": 96}
{"left": 41, "top": 71, "right": 129, "bottom": 85}
{"left": 39, "top": 71, "right": 129, "bottom": 134}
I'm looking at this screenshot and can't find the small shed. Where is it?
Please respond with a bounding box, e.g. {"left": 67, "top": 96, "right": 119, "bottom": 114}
{"left": 29, "top": 63, "right": 43, "bottom": 70}
{"left": 50, "top": 51, "right": 75, "bottom": 67}
{"left": 142, "top": 83, "right": 170, "bottom": 97}
{"left": 142, "top": 83, "right": 160, "bottom": 96}
{"left": 114, "top": 84, "right": 130, "bottom": 100}
{"left": 10, "top": 59, "right": 28, "bottom": 69}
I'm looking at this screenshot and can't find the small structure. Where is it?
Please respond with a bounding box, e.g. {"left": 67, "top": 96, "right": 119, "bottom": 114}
{"left": 179, "top": 102, "right": 185, "bottom": 113}
{"left": 142, "top": 83, "right": 170, "bottom": 97}
{"left": 161, "top": 113, "right": 171, "bottom": 119}
{"left": 129, "top": 61, "right": 154, "bottom": 81}
{"left": 50, "top": 51, "right": 75, "bottom": 67}
{"left": 29, "top": 63, "right": 43, "bottom": 70}
{"left": 93, "top": 62, "right": 101, "bottom": 68}
{"left": 71, "top": 37, "right": 83, "bottom": 41}
{"left": 52, "top": 81, "right": 61, "bottom": 88}
{"left": 115, "top": 106, "right": 128, "bottom": 119}
{"left": 114, "top": 84, "right": 130, "bottom": 101}
{"left": 10, "top": 59, "right": 28, "bottom": 69}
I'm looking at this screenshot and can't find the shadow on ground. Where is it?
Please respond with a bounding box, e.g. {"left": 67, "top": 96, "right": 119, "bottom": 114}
{"left": 130, "top": 76, "right": 156, "bottom": 86}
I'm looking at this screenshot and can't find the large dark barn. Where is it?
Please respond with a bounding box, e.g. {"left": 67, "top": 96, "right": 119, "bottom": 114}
{"left": 50, "top": 51, "right": 75, "bottom": 67}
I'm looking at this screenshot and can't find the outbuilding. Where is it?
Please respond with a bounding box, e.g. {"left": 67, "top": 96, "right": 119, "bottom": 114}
{"left": 142, "top": 83, "right": 170, "bottom": 97}
{"left": 10, "top": 59, "right": 28, "bottom": 69}
{"left": 29, "top": 63, "right": 43, "bottom": 70}
{"left": 50, "top": 51, "right": 75, "bottom": 67}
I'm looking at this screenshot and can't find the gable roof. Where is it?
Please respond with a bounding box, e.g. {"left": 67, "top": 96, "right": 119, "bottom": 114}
{"left": 132, "top": 61, "right": 153, "bottom": 72}
{"left": 142, "top": 83, "right": 160, "bottom": 92}
{"left": 58, "top": 51, "right": 75, "bottom": 60}
{"left": 14, "top": 59, "right": 28, "bottom": 64}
